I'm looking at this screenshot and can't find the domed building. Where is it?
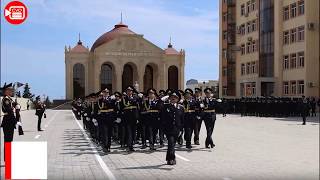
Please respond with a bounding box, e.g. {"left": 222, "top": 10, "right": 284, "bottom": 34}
{"left": 65, "top": 21, "right": 185, "bottom": 99}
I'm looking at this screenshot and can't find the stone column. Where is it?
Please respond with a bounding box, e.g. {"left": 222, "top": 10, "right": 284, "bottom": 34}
{"left": 115, "top": 65, "right": 123, "bottom": 92}
{"left": 138, "top": 66, "right": 145, "bottom": 92}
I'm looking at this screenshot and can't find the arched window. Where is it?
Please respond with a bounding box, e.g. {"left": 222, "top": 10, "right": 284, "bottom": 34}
{"left": 168, "top": 65, "right": 178, "bottom": 90}
{"left": 73, "top": 63, "right": 85, "bottom": 98}
{"left": 143, "top": 65, "right": 153, "bottom": 92}
{"left": 100, "top": 63, "right": 113, "bottom": 92}
{"left": 122, "top": 64, "right": 134, "bottom": 91}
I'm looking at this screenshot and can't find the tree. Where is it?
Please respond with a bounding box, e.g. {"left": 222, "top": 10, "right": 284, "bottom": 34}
{"left": 22, "top": 83, "right": 33, "bottom": 98}
{"left": 44, "top": 96, "right": 51, "bottom": 107}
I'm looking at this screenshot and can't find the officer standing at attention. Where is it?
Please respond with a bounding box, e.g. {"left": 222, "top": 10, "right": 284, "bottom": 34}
{"left": 161, "top": 90, "right": 184, "bottom": 165}
{"left": 300, "top": 96, "right": 310, "bottom": 125}
{"left": 201, "top": 88, "right": 217, "bottom": 148}
{"left": 122, "top": 86, "right": 142, "bottom": 152}
{"left": 35, "top": 96, "right": 46, "bottom": 131}
{"left": 98, "top": 88, "right": 116, "bottom": 152}
{"left": 183, "top": 88, "right": 197, "bottom": 149}
{"left": 1, "top": 83, "right": 16, "bottom": 161}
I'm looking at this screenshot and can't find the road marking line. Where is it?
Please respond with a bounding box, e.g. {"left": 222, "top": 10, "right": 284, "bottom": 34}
{"left": 34, "top": 134, "right": 41, "bottom": 139}
{"left": 176, "top": 153, "right": 191, "bottom": 162}
{"left": 223, "top": 178, "right": 232, "bottom": 180}
{"left": 72, "top": 112, "right": 116, "bottom": 180}
{"left": 44, "top": 111, "right": 58, "bottom": 128}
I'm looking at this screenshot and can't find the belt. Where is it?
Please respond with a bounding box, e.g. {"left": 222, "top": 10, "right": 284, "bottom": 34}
{"left": 2, "top": 113, "right": 8, "bottom": 115}
{"left": 185, "top": 110, "right": 195, "bottom": 113}
{"left": 36, "top": 109, "right": 43, "bottom": 110}
{"left": 204, "top": 109, "right": 215, "bottom": 113}
{"left": 124, "top": 106, "right": 137, "bottom": 110}
{"left": 147, "top": 110, "right": 159, "bottom": 113}
{"left": 99, "top": 109, "right": 114, "bottom": 113}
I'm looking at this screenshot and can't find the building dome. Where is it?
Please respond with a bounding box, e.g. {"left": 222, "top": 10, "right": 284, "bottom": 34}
{"left": 70, "top": 40, "right": 88, "bottom": 53}
{"left": 91, "top": 22, "right": 136, "bottom": 52}
{"left": 164, "top": 42, "right": 180, "bottom": 55}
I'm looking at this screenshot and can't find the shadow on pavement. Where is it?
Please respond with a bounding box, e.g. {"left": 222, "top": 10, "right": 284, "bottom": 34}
{"left": 118, "top": 163, "right": 173, "bottom": 171}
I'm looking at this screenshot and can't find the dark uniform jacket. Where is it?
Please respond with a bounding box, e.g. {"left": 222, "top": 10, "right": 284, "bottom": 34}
{"left": 1, "top": 96, "right": 16, "bottom": 128}
{"left": 161, "top": 103, "right": 184, "bottom": 135}
{"left": 35, "top": 100, "right": 45, "bottom": 116}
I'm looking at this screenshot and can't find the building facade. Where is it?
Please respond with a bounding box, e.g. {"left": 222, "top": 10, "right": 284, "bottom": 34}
{"left": 186, "top": 79, "right": 219, "bottom": 97}
{"left": 219, "top": 0, "right": 320, "bottom": 98}
{"left": 65, "top": 22, "right": 185, "bottom": 99}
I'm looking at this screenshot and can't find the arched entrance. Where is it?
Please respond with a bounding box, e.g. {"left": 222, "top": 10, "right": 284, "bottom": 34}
{"left": 73, "top": 63, "right": 85, "bottom": 98}
{"left": 168, "top": 65, "right": 178, "bottom": 90}
{"left": 122, "top": 64, "right": 134, "bottom": 91}
{"left": 143, "top": 65, "right": 153, "bottom": 92}
{"left": 100, "top": 63, "right": 113, "bottom": 92}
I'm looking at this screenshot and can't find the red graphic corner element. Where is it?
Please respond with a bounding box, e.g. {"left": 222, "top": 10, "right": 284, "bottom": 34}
{"left": 4, "top": 1, "right": 28, "bottom": 25}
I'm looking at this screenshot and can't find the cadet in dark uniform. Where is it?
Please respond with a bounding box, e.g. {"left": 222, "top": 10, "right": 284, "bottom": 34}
{"left": 202, "top": 88, "right": 217, "bottom": 148}
{"left": 194, "top": 88, "right": 203, "bottom": 145}
{"left": 140, "top": 88, "right": 159, "bottom": 150}
{"left": 113, "top": 92, "right": 123, "bottom": 143}
{"left": 1, "top": 83, "right": 16, "bottom": 161}
{"left": 300, "top": 96, "right": 310, "bottom": 125}
{"left": 122, "top": 86, "right": 141, "bottom": 152}
{"left": 161, "top": 90, "right": 184, "bottom": 165}
{"left": 98, "top": 88, "right": 116, "bottom": 152}
{"left": 35, "top": 96, "right": 46, "bottom": 131}
{"left": 182, "top": 88, "right": 197, "bottom": 149}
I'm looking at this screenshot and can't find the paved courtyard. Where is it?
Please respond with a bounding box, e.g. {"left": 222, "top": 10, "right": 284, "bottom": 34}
{"left": 1, "top": 110, "right": 319, "bottom": 180}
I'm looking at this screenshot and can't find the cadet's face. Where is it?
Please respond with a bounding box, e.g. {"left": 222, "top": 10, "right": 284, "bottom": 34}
{"left": 205, "top": 92, "right": 211, "bottom": 97}
{"left": 127, "top": 90, "right": 133, "bottom": 96}
{"left": 149, "top": 93, "right": 155, "bottom": 99}
{"left": 170, "top": 96, "right": 178, "bottom": 103}
{"left": 5, "top": 88, "right": 13, "bottom": 96}
{"left": 185, "top": 93, "right": 191, "bottom": 99}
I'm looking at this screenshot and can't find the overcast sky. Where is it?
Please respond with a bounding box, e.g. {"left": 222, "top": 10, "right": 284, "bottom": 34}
{"left": 1, "top": 0, "right": 219, "bottom": 99}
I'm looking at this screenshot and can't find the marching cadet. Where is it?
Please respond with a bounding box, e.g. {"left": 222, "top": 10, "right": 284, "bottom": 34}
{"left": 91, "top": 93, "right": 100, "bottom": 142}
{"left": 113, "top": 92, "right": 123, "bottom": 145}
{"left": 161, "top": 90, "right": 184, "bottom": 165}
{"left": 81, "top": 96, "right": 90, "bottom": 130}
{"left": 140, "top": 88, "right": 159, "bottom": 150}
{"left": 155, "top": 90, "right": 166, "bottom": 147}
{"left": 182, "top": 88, "right": 197, "bottom": 149}
{"left": 98, "top": 88, "right": 116, "bottom": 152}
{"left": 1, "top": 83, "right": 16, "bottom": 161}
{"left": 85, "top": 94, "right": 95, "bottom": 137}
{"left": 194, "top": 88, "right": 203, "bottom": 145}
{"left": 122, "top": 86, "right": 142, "bottom": 152}
{"left": 201, "top": 88, "right": 217, "bottom": 148}
{"left": 74, "top": 98, "right": 82, "bottom": 120}
{"left": 35, "top": 96, "right": 46, "bottom": 131}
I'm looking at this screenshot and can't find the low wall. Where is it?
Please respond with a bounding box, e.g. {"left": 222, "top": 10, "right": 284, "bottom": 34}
{"left": 0, "top": 97, "right": 32, "bottom": 116}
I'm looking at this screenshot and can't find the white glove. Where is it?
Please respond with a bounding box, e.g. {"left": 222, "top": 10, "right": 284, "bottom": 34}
{"left": 78, "top": 112, "right": 80, "bottom": 115}
{"left": 217, "top": 99, "right": 222, "bottom": 103}
{"left": 110, "top": 95, "right": 116, "bottom": 100}
{"left": 92, "top": 119, "right": 98, "bottom": 126}
{"left": 179, "top": 99, "right": 184, "bottom": 104}
{"left": 161, "top": 95, "right": 169, "bottom": 102}
{"left": 86, "top": 117, "right": 90, "bottom": 121}
{"left": 115, "top": 118, "right": 121, "bottom": 123}
{"left": 138, "top": 93, "right": 143, "bottom": 98}
{"left": 196, "top": 116, "right": 201, "bottom": 120}
{"left": 200, "top": 103, "right": 205, "bottom": 108}
{"left": 84, "top": 113, "right": 87, "bottom": 116}
{"left": 17, "top": 122, "right": 22, "bottom": 126}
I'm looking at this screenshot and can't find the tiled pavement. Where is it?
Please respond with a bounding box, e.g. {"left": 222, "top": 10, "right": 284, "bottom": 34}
{"left": 1, "top": 110, "right": 319, "bottom": 180}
